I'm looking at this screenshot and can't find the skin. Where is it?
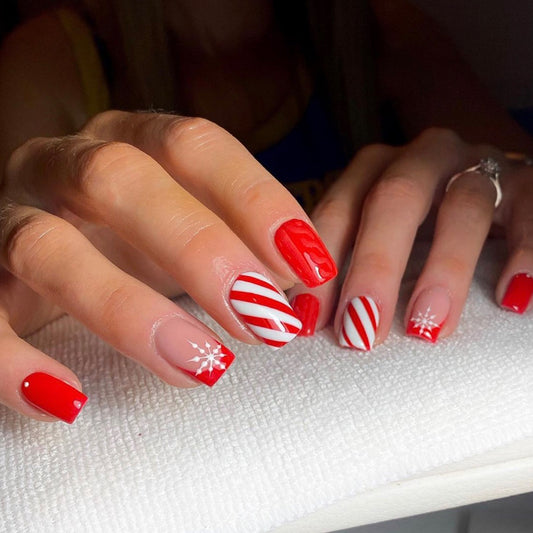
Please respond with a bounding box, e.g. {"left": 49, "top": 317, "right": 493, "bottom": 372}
{"left": 1, "top": 0, "right": 533, "bottom": 422}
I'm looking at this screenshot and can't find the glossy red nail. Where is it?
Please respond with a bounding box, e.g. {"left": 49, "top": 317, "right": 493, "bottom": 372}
{"left": 21, "top": 372, "right": 87, "bottom": 424}
{"left": 291, "top": 294, "right": 320, "bottom": 336}
{"left": 501, "top": 273, "right": 533, "bottom": 314}
{"left": 274, "top": 219, "right": 337, "bottom": 288}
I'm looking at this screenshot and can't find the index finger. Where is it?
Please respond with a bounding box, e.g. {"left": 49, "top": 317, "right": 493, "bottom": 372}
{"left": 83, "top": 111, "right": 337, "bottom": 289}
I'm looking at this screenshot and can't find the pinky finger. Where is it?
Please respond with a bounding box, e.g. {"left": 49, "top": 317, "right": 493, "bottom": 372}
{"left": 0, "top": 319, "right": 87, "bottom": 423}
{"left": 496, "top": 173, "right": 533, "bottom": 314}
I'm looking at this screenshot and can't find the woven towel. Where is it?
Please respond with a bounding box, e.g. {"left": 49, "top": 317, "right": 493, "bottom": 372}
{"left": 1, "top": 241, "right": 532, "bottom": 533}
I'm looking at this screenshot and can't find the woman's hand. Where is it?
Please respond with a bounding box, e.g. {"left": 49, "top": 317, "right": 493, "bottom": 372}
{"left": 288, "top": 127, "right": 533, "bottom": 347}
{"left": 0, "top": 110, "right": 336, "bottom": 423}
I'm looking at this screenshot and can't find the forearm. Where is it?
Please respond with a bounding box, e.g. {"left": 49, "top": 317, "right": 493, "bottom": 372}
{"left": 372, "top": 0, "right": 533, "bottom": 153}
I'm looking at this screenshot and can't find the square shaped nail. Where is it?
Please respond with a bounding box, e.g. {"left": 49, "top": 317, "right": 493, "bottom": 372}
{"left": 230, "top": 272, "right": 302, "bottom": 349}
{"left": 501, "top": 273, "right": 533, "bottom": 314}
{"left": 21, "top": 372, "right": 87, "bottom": 424}
{"left": 274, "top": 219, "right": 337, "bottom": 287}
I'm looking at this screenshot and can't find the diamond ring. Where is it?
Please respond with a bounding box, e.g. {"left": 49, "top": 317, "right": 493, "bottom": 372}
{"left": 446, "top": 157, "right": 502, "bottom": 208}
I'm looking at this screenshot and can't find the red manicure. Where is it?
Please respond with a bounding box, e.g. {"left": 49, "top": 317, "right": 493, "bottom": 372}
{"left": 501, "top": 273, "right": 533, "bottom": 314}
{"left": 274, "top": 219, "right": 337, "bottom": 288}
{"left": 291, "top": 293, "right": 320, "bottom": 336}
{"left": 21, "top": 372, "right": 87, "bottom": 424}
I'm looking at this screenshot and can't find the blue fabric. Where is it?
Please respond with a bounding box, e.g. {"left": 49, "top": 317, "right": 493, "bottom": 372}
{"left": 254, "top": 94, "right": 347, "bottom": 184}
{"left": 510, "top": 107, "right": 533, "bottom": 137}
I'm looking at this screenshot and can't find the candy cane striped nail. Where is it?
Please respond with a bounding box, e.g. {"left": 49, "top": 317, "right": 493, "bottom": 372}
{"left": 230, "top": 272, "right": 302, "bottom": 349}
{"left": 339, "top": 296, "right": 380, "bottom": 351}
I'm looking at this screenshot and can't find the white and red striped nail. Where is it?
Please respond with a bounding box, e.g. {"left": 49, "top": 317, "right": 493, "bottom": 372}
{"left": 230, "top": 272, "right": 302, "bottom": 349}
{"left": 339, "top": 296, "right": 380, "bottom": 351}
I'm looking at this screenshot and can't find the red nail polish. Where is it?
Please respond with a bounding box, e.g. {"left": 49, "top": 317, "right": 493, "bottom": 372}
{"left": 502, "top": 273, "right": 533, "bottom": 314}
{"left": 291, "top": 294, "right": 320, "bottom": 336}
{"left": 21, "top": 372, "right": 87, "bottom": 424}
{"left": 274, "top": 219, "right": 337, "bottom": 288}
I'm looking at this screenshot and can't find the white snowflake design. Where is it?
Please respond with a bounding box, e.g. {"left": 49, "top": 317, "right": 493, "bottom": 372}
{"left": 410, "top": 307, "right": 440, "bottom": 340}
{"left": 188, "top": 340, "right": 227, "bottom": 376}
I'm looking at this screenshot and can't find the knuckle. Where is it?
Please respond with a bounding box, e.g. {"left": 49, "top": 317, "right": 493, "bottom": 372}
{"left": 313, "top": 196, "right": 350, "bottom": 227}
{"left": 74, "top": 141, "right": 142, "bottom": 197}
{"left": 163, "top": 116, "right": 225, "bottom": 157}
{"left": 172, "top": 216, "right": 225, "bottom": 258}
{"left": 446, "top": 180, "right": 493, "bottom": 221}
{"left": 356, "top": 142, "right": 393, "bottom": 160}
{"left": 0, "top": 210, "right": 63, "bottom": 275}
{"left": 230, "top": 176, "right": 278, "bottom": 209}
{"left": 4, "top": 137, "right": 49, "bottom": 186}
{"left": 355, "top": 251, "right": 396, "bottom": 279}
{"left": 433, "top": 254, "right": 470, "bottom": 279}
{"left": 98, "top": 283, "right": 139, "bottom": 325}
{"left": 418, "top": 127, "right": 462, "bottom": 149}
{"left": 368, "top": 173, "right": 426, "bottom": 208}
{"left": 82, "top": 109, "right": 130, "bottom": 135}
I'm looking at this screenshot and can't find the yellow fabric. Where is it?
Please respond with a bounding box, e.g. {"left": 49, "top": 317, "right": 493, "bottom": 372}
{"left": 55, "top": 8, "right": 110, "bottom": 118}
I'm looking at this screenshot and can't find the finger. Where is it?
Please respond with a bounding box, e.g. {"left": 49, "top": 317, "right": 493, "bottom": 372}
{"left": 287, "top": 144, "right": 398, "bottom": 335}
{"left": 0, "top": 202, "right": 236, "bottom": 388}
{"left": 496, "top": 165, "right": 533, "bottom": 314}
{"left": 405, "top": 155, "right": 498, "bottom": 342}
{"left": 5, "top": 134, "right": 302, "bottom": 348}
{"left": 0, "top": 316, "right": 87, "bottom": 424}
{"left": 83, "top": 111, "right": 337, "bottom": 288}
{"left": 335, "top": 128, "right": 467, "bottom": 350}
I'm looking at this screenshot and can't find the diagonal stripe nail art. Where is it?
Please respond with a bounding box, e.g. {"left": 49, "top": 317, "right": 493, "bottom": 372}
{"left": 230, "top": 272, "right": 302, "bottom": 349}
{"left": 339, "top": 296, "right": 380, "bottom": 351}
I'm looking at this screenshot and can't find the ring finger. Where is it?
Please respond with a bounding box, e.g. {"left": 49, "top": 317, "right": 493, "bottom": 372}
{"left": 405, "top": 152, "right": 500, "bottom": 342}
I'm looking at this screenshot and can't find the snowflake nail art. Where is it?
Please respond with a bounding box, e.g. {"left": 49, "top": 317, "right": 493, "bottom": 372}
{"left": 178, "top": 340, "right": 235, "bottom": 387}
{"left": 406, "top": 306, "right": 442, "bottom": 343}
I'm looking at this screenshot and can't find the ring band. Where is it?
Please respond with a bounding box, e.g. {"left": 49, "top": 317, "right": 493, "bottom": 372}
{"left": 446, "top": 157, "right": 502, "bottom": 208}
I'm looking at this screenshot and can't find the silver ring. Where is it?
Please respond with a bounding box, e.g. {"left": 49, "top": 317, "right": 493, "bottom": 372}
{"left": 446, "top": 157, "right": 502, "bottom": 208}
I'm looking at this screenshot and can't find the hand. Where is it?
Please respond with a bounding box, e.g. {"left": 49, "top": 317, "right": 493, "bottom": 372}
{"left": 288, "top": 128, "right": 533, "bottom": 347}
{"left": 0, "top": 110, "right": 336, "bottom": 423}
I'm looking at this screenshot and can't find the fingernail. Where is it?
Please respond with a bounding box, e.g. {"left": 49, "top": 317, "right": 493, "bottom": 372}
{"left": 501, "top": 273, "right": 533, "bottom": 314}
{"left": 230, "top": 272, "right": 302, "bottom": 349}
{"left": 21, "top": 372, "right": 88, "bottom": 424}
{"left": 274, "top": 219, "right": 337, "bottom": 287}
{"left": 406, "top": 286, "right": 450, "bottom": 343}
{"left": 291, "top": 293, "right": 320, "bottom": 336}
{"left": 339, "top": 296, "right": 380, "bottom": 351}
{"left": 154, "top": 317, "right": 235, "bottom": 387}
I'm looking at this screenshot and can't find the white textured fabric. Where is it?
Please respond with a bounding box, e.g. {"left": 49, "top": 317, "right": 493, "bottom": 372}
{"left": 1, "top": 242, "right": 532, "bottom": 533}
